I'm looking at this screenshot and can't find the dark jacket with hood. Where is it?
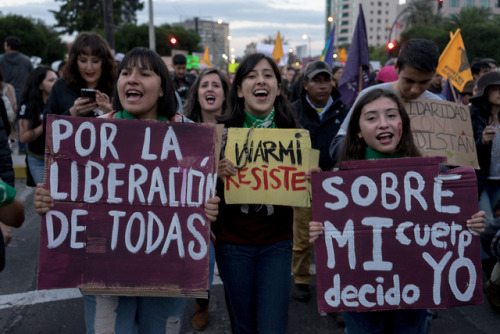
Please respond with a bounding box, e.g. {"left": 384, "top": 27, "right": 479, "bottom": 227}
{"left": 292, "top": 87, "right": 348, "bottom": 171}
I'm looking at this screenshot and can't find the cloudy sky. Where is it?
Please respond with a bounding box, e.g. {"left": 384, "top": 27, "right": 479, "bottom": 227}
{"left": 0, "top": 0, "right": 329, "bottom": 57}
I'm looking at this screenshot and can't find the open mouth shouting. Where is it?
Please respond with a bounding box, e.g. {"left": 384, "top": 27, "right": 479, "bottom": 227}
{"left": 205, "top": 94, "right": 216, "bottom": 105}
{"left": 126, "top": 89, "right": 143, "bottom": 102}
{"left": 254, "top": 89, "right": 269, "bottom": 101}
{"left": 377, "top": 132, "right": 394, "bottom": 145}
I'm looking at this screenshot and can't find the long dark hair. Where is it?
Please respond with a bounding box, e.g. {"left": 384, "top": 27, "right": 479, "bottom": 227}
{"left": 340, "top": 89, "right": 421, "bottom": 161}
{"left": 112, "top": 47, "right": 178, "bottom": 119}
{"left": 184, "top": 68, "right": 229, "bottom": 123}
{"left": 64, "top": 32, "right": 116, "bottom": 94}
{"left": 18, "top": 66, "right": 56, "bottom": 128}
{"left": 219, "top": 53, "right": 297, "bottom": 128}
{"left": 472, "top": 86, "right": 500, "bottom": 124}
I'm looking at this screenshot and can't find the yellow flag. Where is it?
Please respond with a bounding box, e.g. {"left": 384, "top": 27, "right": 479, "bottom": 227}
{"left": 201, "top": 46, "right": 212, "bottom": 68}
{"left": 337, "top": 48, "right": 347, "bottom": 63}
{"left": 272, "top": 31, "right": 284, "bottom": 64}
{"left": 436, "top": 29, "right": 472, "bottom": 91}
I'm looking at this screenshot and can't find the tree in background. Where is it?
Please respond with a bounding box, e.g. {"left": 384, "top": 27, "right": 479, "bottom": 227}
{"left": 445, "top": 6, "right": 492, "bottom": 31}
{"left": 0, "top": 15, "right": 66, "bottom": 64}
{"left": 51, "top": 0, "right": 144, "bottom": 35}
{"left": 402, "top": 0, "right": 443, "bottom": 28}
{"left": 400, "top": 5, "right": 500, "bottom": 65}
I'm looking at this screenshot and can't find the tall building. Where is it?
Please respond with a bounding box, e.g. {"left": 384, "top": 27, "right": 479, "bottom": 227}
{"left": 327, "top": 0, "right": 400, "bottom": 48}
{"left": 175, "top": 18, "right": 230, "bottom": 69}
{"left": 436, "top": 0, "right": 500, "bottom": 16}
{"left": 327, "top": 0, "right": 500, "bottom": 49}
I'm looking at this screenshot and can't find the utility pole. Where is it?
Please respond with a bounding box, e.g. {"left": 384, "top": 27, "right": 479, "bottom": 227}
{"left": 148, "top": 0, "right": 156, "bottom": 51}
{"left": 103, "top": 0, "right": 115, "bottom": 53}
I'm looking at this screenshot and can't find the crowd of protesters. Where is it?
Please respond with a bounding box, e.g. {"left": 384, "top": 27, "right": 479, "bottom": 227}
{"left": 1, "top": 31, "right": 499, "bottom": 334}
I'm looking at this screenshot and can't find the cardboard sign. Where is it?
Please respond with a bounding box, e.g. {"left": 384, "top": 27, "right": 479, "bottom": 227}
{"left": 312, "top": 156, "right": 482, "bottom": 313}
{"left": 224, "top": 128, "right": 319, "bottom": 207}
{"left": 37, "top": 115, "right": 222, "bottom": 298}
{"left": 406, "top": 98, "right": 478, "bottom": 168}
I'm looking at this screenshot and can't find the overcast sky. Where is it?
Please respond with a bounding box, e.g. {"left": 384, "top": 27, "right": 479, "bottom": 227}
{"left": 0, "top": 0, "right": 329, "bottom": 57}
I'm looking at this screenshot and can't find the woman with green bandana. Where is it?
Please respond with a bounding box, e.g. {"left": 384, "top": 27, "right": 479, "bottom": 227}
{"left": 34, "top": 47, "right": 220, "bottom": 334}
{"left": 215, "top": 53, "right": 299, "bottom": 334}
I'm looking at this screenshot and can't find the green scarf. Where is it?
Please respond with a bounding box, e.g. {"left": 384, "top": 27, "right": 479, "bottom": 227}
{"left": 365, "top": 147, "right": 403, "bottom": 160}
{"left": 243, "top": 108, "right": 276, "bottom": 128}
{"left": 115, "top": 110, "right": 169, "bottom": 122}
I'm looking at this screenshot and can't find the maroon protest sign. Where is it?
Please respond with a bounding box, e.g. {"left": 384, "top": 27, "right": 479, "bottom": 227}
{"left": 38, "top": 115, "right": 220, "bottom": 297}
{"left": 312, "top": 156, "right": 482, "bottom": 312}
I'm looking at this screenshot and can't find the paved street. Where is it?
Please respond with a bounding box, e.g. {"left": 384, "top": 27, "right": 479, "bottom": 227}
{"left": 1, "top": 168, "right": 500, "bottom": 333}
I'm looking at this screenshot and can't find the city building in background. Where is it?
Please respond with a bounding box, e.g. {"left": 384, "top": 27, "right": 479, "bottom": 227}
{"left": 326, "top": 0, "right": 500, "bottom": 49}
{"left": 327, "top": 0, "right": 399, "bottom": 47}
{"left": 175, "top": 17, "right": 230, "bottom": 69}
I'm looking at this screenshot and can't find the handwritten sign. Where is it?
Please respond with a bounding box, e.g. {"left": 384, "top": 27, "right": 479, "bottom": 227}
{"left": 406, "top": 98, "right": 478, "bottom": 168}
{"left": 37, "top": 115, "right": 222, "bottom": 298}
{"left": 312, "top": 157, "right": 482, "bottom": 313}
{"left": 224, "top": 128, "right": 319, "bottom": 207}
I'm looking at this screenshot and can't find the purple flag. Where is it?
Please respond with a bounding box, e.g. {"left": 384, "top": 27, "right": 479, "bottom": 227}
{"left": 441, "top": 79, "right": 456, "bottom": 102}
{"left": 323, "top": 25, "right": 336, "bottom": 67}
{"left": 338, "top": 4, "right": 370, "bottom": 106}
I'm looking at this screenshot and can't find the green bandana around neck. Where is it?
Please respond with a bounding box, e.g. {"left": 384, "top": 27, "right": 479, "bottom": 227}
{"left": 365, "top": 147, "right": 403, "bottom": 160}
{"left": 243, "top": 108, "right": 276, "bottom": 128}
{"left": 115, "top": 110, "right": 169, "bottom": 122}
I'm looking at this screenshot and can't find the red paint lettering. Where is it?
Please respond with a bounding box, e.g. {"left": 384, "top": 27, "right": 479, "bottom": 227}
{"left": 251, "top": 167, "right": 262, "bottom": 190}
{"left": 238, "top": 168, "right": 251, "bottom": 185}
{"left": 292, "top": 171, "right": 307, "bottom": 191}
{"left": 270, "top": 168, "right": 281, "bottom": 189}
{"left": 225, "top": 175, "right": 240, "bottom": 191}
{"left": 278, "top": 166, "right": 296, "bottom": 190}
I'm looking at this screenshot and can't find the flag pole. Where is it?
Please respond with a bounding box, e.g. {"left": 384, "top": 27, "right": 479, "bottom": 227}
{"left": 358, "top": 66, "right": 363, "bottom": 94}
{"left": 449, "top": 79, "right": 458, "bottom": 103}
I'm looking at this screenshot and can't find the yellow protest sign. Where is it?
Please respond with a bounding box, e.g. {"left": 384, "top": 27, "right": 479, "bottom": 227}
{"left": 436, "top": 29, "right": 473, "bottom": 91}
{"left": 224, "top": 128, "right": 319, "bottom": 207}
{"left": 406, "top": 97, "right": 478, "bottom": 168}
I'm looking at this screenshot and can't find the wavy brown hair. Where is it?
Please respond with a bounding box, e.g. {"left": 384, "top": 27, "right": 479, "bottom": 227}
{"left": 63, "top": 32, "right": 116, "bottom": 94}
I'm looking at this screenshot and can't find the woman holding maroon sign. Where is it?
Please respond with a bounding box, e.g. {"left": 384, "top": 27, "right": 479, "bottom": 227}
{"left": 34, "top": 47, "right": 220, "bottom": 334}
{"left": 309, "top": 89, "right": 486, "bottom": 334}
{"left": 215, "top": 53, "right": 298, "bottom": 333}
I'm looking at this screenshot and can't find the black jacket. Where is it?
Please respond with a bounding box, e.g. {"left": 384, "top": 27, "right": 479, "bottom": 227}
{"left": 471, "top": 105, "right": 494, "bottom": 194}
{"left": 293, "top": 88, "right": 348, "bottom": 171}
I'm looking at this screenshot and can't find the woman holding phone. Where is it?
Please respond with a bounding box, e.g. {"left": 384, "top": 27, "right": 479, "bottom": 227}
{"left": 44, "top": 32, "right": 116, "bottom": 121}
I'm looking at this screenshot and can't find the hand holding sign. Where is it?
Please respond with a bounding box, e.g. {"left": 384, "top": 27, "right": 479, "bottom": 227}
{"left": 311, "top": 157, "right": 483, "bottom": 313}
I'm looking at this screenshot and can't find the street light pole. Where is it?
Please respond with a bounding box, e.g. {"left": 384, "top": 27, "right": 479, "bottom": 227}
{"left": 148, "top": 0, "right": 156, "bottom": 52}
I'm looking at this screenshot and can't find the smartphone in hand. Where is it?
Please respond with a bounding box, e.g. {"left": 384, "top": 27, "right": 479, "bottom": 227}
{"left": 81, "top": 88, "right": 96, "bottom": 103}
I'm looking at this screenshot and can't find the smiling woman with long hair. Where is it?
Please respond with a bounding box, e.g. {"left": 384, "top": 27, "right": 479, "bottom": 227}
{"left": 215, "top": 53, "right": 298, "bottom": 333}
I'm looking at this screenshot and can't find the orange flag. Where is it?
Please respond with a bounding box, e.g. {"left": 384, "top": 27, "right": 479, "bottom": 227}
{"left": 201, "top": 46, "right": 212, "bottom": 68}
{"left": 272, "top": 31, "right": 284, "bottom": 64}
{"left": 436, "top": 29, "right": 472, "bottom": 91}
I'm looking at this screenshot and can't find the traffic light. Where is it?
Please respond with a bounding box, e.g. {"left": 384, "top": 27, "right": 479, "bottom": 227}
{"left": 170, "top": 37, "right": 177, "bottom": 45}
{"left": 438, "top": 0, "right": 443, "bottom": 9}
{"left": 387, "top": 41, "right": 396, "bottom": 51}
